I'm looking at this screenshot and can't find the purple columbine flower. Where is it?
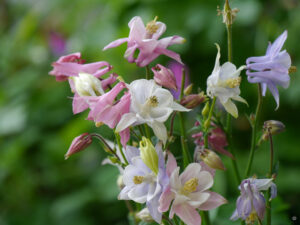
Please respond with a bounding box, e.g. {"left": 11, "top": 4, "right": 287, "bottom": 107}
{"left": 246, "top": 31, "right": 291, "bottom": 109}
{"left": 231, "top": 178, "right": 277, "bottom": 224}
{"left": 119, "top": 139, "right": 169, "bottom": 223}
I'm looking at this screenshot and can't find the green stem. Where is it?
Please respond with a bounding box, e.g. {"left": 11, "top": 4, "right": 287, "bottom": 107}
{"left": 200, "top": 211, "right": 211, "bottom": 225}
{"left": 114, "top": 131, "right": 128, "bottom": 165}
{"left": 146, "top": 65, "right": 151, "bottom": 80}
{"left": 179, "top": 69, "right": 192, "bottom": 167}
{"left": 226, "top": 23, "right": 232, "bottom": 62}
{"left": 244, "top": 84, "right": 263, "bottom": 177}
{"left": 144, "top": 124, "right": 151, "bottom": 139}
{"left": 266, "top": 131, "right": 274, "bottom": 225}
{"left": 204, "top": 97, "right": 216, "bottom": 148}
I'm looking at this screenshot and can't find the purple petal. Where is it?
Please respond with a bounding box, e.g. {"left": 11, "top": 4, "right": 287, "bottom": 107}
{"left": 252, "top": 192, "right": 266, "bottom": 220}
{"left": 268, "top": 30, "right": 287, "bottom": 57}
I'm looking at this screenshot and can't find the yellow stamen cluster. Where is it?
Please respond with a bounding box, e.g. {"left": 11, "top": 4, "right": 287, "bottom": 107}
{"left": 246, "top": 211, "right": 257, "bottom": 225}
{"left": 133, "top": 176, "right": 144, "bottom": 184}
{"left": 147, "top": 96, "right": 159, "bottom": 107}
{"left": 226, "top": 77, "right": 241, "bottom": 88}
{"left": 289, "top": 66, "right": 297, "bottom": 74}
{"left": 182, "top": 178, "right": 198, "bottom": 193}
{"left": 146, "top": 16, "right": 159, "bottom": 35}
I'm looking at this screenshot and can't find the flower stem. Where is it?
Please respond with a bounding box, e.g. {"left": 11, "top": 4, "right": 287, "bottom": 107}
{"left": 200, "top": 211, "right": 211, "bottom": 225}
{"left": 266, "top": 131, "right": 274, "bottom": 225}
{"left": 179, "top": 69, "right": 192, "bottom": 167}
{"left": 114, "top": 131, "right": 128, "bottom": 165}
{"left": 204, "top": 97, "right": 216, "bottom": 148}
{"left": 244, "top": 84, "right": 263, "bottom": 177}
{"left": 146, "top": 65, "right": 151, "bottom": 80}
{"left": 144, "top": 124, "right": 151, "bottom": 139}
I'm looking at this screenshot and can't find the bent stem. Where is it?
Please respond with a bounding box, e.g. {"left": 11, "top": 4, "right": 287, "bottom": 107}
{"left": 244, "top": 84, "right": 263, "bottom": 177}
{"left": 179, "top": 69, "right": 192, "bottom": 167}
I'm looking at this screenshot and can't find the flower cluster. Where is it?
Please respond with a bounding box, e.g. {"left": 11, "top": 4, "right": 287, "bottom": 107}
{"left": 49, "top": 10, "right": 292, "bottom": 225}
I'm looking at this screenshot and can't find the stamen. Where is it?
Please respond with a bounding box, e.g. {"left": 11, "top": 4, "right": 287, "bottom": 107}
{"left": 289, "top": 66, "right": 297, "bottom": 74}
{"left": 246, "top": 211, "right": 257, "bottom": 225}
{"left": 146, "top": 16, "right": 159, "bottom": 35}
{"left": 133, "top": 176, "right": 144, "bottom": 184}
{"left": 226, "top": 77, "right": 241, "bottom": 88}
{"left": 147, "top": 96, "right": 159, "bottom": 107}
{"left": 183, "top": 178, "right": 198, "bottom": 193}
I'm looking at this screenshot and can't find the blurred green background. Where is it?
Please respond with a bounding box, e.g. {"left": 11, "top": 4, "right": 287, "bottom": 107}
{"left": 0, "top": 0, "right": 299, "bottom": 224}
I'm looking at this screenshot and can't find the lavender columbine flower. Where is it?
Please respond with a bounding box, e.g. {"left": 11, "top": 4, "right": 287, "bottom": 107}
{"left": 119, "top": 138, "right": 168, "bottom": 223}
{"left": 231, "top": 178, "right": 277, "bottom": 224}
{"left": 246, "top": 31, "right": 291, "bottom": 109}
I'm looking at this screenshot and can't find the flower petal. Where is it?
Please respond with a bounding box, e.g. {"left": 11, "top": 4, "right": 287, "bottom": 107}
{"left": 172, "top": 203, "right": 201, "bottom": 225}
{"left": 197, "top": 191, "right": 227, "bottom": 210}
{"left": 116, "top": 113, "right": 138, "bottom": 132}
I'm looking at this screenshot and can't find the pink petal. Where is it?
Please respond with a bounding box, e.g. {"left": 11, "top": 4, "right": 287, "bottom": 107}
{"left": 179, "top": 163, "right": 201, "bottom": 184}
{"left": 120, "top": 128, "right": 130, "bottom": 147}
{"left": 197, "top": 191, "right": 227, "bottom": 211}
{"left": 166, "top": 152, "right": 177, "bottom": 177}
{"left": 103, "top": 38, "right": 128, "bottom": 51}
{"left": 158, "top": 186, "right": 174, "bottom": 212}
{"left": 72, "top": 93, "right": 89, "bottom": 114}
{"left": 172, "top": 203, "right": 201, "bottom": 225}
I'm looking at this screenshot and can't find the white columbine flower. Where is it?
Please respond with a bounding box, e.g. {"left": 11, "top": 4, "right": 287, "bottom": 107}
{"left": 116, "top": 79, "right": 189, "bottom": 144}
{"left": 207, "top": 44, "right": 247, "bottom": 118}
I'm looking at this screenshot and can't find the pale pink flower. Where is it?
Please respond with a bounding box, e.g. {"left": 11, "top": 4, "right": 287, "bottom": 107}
{"left": 49, "top": 52, "right": 112, "bottom": 81}
{"left": 103, "top": 16, "right": 185, "bottom": 67}
{"left": 159, "top": 153, "right": 227, "bottom": 225}
{"left": 152, "top": 64, "right": 177, "bottom": 90}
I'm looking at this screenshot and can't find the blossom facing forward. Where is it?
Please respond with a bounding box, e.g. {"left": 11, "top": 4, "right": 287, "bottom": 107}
{"left": 207, "top": 44, "right": 247, "bottom": 118}
{"left": 116, "top": 79, "right": 190, "bottom": 144}
{"left": 159, "top": 153, "right": 227, "bottom": 225}
{"left": 231, "top": 178, "right": 277, "bottom": 224}
{"left": 246, "top": 31, "right": 291, "bottom": 109}
{"left": 103, "top": 16, "right": 185, "bottom": 67}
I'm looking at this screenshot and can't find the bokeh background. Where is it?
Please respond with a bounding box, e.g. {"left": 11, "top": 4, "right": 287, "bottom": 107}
{"left": 0, "top": 0, "right": 299, "bottom": 224}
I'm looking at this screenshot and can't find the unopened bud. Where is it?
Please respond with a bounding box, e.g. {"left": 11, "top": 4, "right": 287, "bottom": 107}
{"left": 289, "top": 66, "right": 297, "bottom": 74}
{"left": 202, "top": 102, "right": 210, "bottom": 118}
{"left": 217, "top": 0, "right": 239, "bottom": 26}
{"left": 139, "top": 137, "right": 159, "bottom": 175}
{"left": 108, "top": 156, "right": 119, "bottom": 164}
{"left": 136, "top": 208, "right": 154, "bottom": 222}
{"left": 117, "top": 175, "right": 124, "bottom": 189}
{"left": 199, "top": 149, "right": 226, "bottom": 170}
{"left": 184, "top": 84, "right": 193, "bottom": 95}
{"left": 152, "top": 64, "right": 177, "bottom": 90}
{"left": 262, "top": 120, "right": 285, "bottom": 140}
{"left": 65, "top": 133, "right": 92, "bottom": 159}
{"left": 180, "top": 92, "right": 206, "bottom": 109}
{"left": 73, "top": 73, "right": 104, "bottom": 96}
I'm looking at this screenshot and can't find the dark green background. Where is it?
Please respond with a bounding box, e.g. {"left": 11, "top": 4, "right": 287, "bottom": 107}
{"left": 0, "top": 0, "right": 299, "bottom": 224}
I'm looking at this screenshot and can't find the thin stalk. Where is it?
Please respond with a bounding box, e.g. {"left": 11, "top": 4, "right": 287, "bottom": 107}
{"left": 244, "top": 84, "right": 263, "bottom": 177}
{"left": 138, "top": 125, "right": 145, "bottom": 137}
{"left": 204, "top": 97, "right": 216, "bottom": 148}
{"left": 114, "top": 131, "right": 128, "bottom": 165}
{"left": 163, "top": 215, "right": 174, "bottom": 225}
{"left": 130, "top": 128, "right": 142, "bottom": 141}
{"left": 179, "top": 69, "right": 192, "bottom": 167}
{"left": 144, "top": 124, "right": 151, "bottom": 139}
{"left": 146, "top": 65, "right": 151, "bottom": 80}
{"left": 266, "top": 131, "right": 274, "bottom": 225}
{"left": 200, "top": 211, "right": 211, "bottom": 225}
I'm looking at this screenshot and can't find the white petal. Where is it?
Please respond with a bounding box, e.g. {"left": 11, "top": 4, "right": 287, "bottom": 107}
{"left": 187, "top": 192, "right": 210, "bottom": 208}
{"left": 150, "top": 121, "right": 168, "bottom": 144}
{"left": 179, "top": 163, "right": 202, "bottom": 185}
{"left": 170, "top": 167, "right": 182, "bottom": 190}
{"left": 195, "top": 171, "right": 214, "bottom": 192}
{"left": 172, "top": 102, "right": 191, "bottom": 112}
{"left": 116, "top": 113, "right": 137, "bottom": 132}
{"left": 222, "top": 99, "right": 238, "bottom": 118}
{"left": 129, "top": 79, "right": 156, "bottom": 105}
{"left": 232, "top": 95, "right": 248, "bottom": 106}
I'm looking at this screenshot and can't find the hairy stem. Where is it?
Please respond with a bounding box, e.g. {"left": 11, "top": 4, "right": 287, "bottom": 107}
{"left": 245, "top": 84, "right": 263, "bottom": 177}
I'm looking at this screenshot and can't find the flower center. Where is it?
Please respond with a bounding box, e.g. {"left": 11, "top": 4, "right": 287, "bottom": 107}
{"left": 182, "top": 178, "right": 198, "bottom": 194}
{"left": 246, "top": 211, "right": 257, "bottom": 225}
{"left": 225, "top": 77, "right": 241, "bottom": 88}
{"left": 147, "top": 96, "right": 159, "bottom": 107}
{"left": 146, "top": 16, "right": 159, "bottom": 36}
{"left": 133, "top": 176, "right": 144, "bottom": 184}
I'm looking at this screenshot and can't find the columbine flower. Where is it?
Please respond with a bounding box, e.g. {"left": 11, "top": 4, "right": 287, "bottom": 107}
{"left": 246, "top": 31, "right": 291, "bottom": 109}
{"left": 65, "top": 133, "right": 92, "bottom": 159}
{"left": 49, "top": 52, "right": 112, "bottom": 81}
{"left": 152, "top": 64, "right": 177, "bottom": 90}
{"left": 207, "top": 44, "right": 247, "bottom": 118}
{"left": 231, "top": 178, "right": 277, "bottom": 224}
{"left": 120, "top": 138, "right": 168, "bottom": 223}
{"left": 103, "top": 16, "right": 185, "bottom": 67}
{"left": 116, "top": 79, "right": 189, "bottom": 144}
{"left": 159, "top": 153, "right": 227, "bottom": 225}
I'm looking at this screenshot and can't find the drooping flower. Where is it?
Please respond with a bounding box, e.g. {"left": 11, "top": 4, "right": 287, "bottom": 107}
{"left": 159, "top": 153, "right": 227, "bottom": 225}
{"left": 207, "top": 44, "right": 247, "bottom": 118}
{"left": 65, "top": 133, "right": 92, "bottom": 159}
{"left": 152, "top": 64, "right": 177, "bottom": 90}
{"left": 194, "top": 148, "right": 226, "bottom": 171}
{"left": 116, "top": 79, "right": 190, "bottom": 144}
{"left": 231, "top": 178, "right": 277, "bottom": 224}
{"left": 119, "top": 138, "right": 168, "bottom": 223}
{"left": 246, "top": 31, "right": 291, "bottom": 109}
{"left": 103, "top": 16, "right": 185, "bottom": 67}
{"left": 49, "top": 52, "right": 112, "bottom": 81}
{"left": 180, "top": 93, "right": 206, "bottom": 109}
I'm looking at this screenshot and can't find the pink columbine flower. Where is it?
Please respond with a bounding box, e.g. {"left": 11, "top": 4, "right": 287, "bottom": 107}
{"left": 103, "top": 16, "right": 185, "bottom": 67}
{"left": 65, "top": 133, "right": 92, "bottom": 159}
{"left": 192, "top": 122, "right": 233, "bottom": 158}
{"left": 152, "top": 64, "right": 177, "bottom": 90}
{"left": 159, "top": 153, "right": 227, "bottom": 225}
{"left": 49, "top": 52, "right": 112, "bottom": 81}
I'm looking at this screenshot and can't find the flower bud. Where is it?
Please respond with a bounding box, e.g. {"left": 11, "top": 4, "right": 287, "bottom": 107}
{"left": 184, "top": 84, "right": 193, "bottom": 95}
{"left": 152, "top": 64, "right": 177, "bottom": 90}
{"left": 180, "top": 92, "right": 206, "bottom": 109}
{"left": 65, "top": 133, "right": 92, "bottom": 159}
{"left": 199, "top": 149, "right": 226, "bottom": 170}
{"left": 202, "top": 102, "right": 210, "bottom": 118}
{"left": 73, "top": 72, "right": 104, "bottom": 96}
{"left": 136, "top": 208, "right": 154, "bottom": 222}
{"left": 117, "top": 175, "right": 124, "bottom": 189}
{"left": 262, "top": 120, "right": 285, "bottom": 140}
{"left": 139, "top": 137, "right": 159, "bottom": 175}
